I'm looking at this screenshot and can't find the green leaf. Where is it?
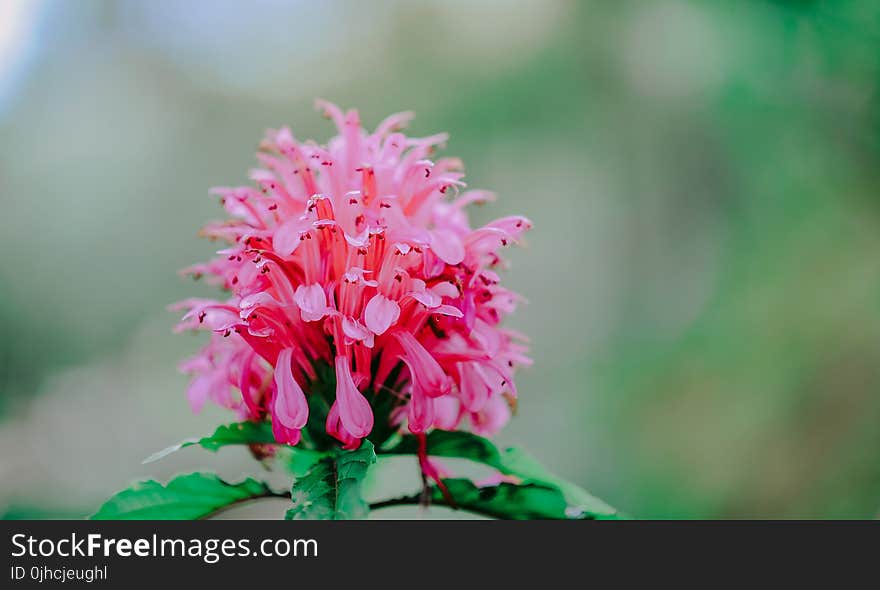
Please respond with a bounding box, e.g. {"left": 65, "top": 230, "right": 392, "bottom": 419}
{"left": 286, "top": 440, "right": 377, "bottom": 520}
{"left": 144, "top": 421, "right": 328, "bottom": 484}
{"left": 430, "top": 479, "right": 577, "bottom": 520}
{"left": 143, "top": 421, "right": 275, "bottom": 463}
{"left": 494, "top": 447, "right": 621, "bottom": 518}
{"left": 91, "top": 473, "right": 276, "bottom": 520}
{"left": 274, "top": 446, "right": 329, "bottom": 478}
{"left": 383, "top": 431, "right": 621, "bottom": 519}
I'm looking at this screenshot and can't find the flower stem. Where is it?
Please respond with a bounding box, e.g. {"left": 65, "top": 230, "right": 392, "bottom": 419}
{"left": 369, "top": 494, "right": 493, "bottom": 520}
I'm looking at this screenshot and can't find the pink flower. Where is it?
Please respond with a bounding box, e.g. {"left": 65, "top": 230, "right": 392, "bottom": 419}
{"left": 175, "top": 100, "right": 531, "bottom": 450}
{"left": 273, "top": 348, "right": 309, "bottom": 436}
{"left": 332, "top": 355, "right": 374, "bottom": 438}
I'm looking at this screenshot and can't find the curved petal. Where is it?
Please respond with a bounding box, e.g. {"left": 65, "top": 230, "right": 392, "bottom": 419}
{"left": 469, "top": 395, "right": 511, "bottom": 436}
{"left": 458, "top": 361, "right": 490, "bottom": 412}
{"left": 407, "top": 388, "right": 434, "bottom": 434}
{"left": 186, "top": 374, "right": 215, "bottom": 414}
{"left": 434, "top": 304, "right": 464, "bottom": 318}
{"left": 430, "top": 228, "right": 465, "bottom": 265}
{"left": 294, "top": 283, "right": 329, "bottom": 322}
{"left": 272, "top": 417, "right": 302, "bottom": 446}
{"left": 394, "top": 331, "right": 452, "bottom": 398}
{"left": 433, "top": 395, "right": 462, "bottom": 430}
{"left": 325, "top": 401, "right": 360, "bottom": 450}
{"left": 334, "top": 356, "right": 374, "bottom": 438}
{"left": 342, "top": 316, "right": 375, "bottom": 347}
{"left": 273, "top": 216, "right": 307, "bottom": 256}
{"left": 273, "top": 348, "right": 309, "bottom": 429}
{"left": 403, "top": 357, "right": 435, "bottom": 434}
{"left": 364, "top": 294, "right": 400, "bottom": 335}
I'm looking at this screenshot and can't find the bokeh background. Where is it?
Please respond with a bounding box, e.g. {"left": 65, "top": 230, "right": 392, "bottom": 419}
{"left": 1, "top": 0, "right": 879, "bottom": 519}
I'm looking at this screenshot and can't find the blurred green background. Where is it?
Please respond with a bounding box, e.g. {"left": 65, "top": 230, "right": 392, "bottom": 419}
{"left": 1, "top": 0, "right": 879, "bottom": 519}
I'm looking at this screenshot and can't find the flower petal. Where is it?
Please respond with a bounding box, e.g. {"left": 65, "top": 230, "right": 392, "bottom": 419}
{"left": 458, "top": 361, "right": 490, "bottom": 412}
{"left": 433, "top": 395, "right": 462, "bottom": 430}
{"left": 294, "top": 283, "right": 329, "bottom": 322}
{"left": 403, "top": 357, "right": 435, "bottom": 434}
{"left": 273, "top": 348, "right": 309, "bottom": 430}
{"left": 394, "top": 331, "right": 452, "bottom": 398}
{"left": 430, "top": 228, "right": 465, "bottom": 265}
{"left": 342, "top": 316, "right": 375, "bottom": 347}
{"left": 272, "top": 417, "right": 302, "bottom": 446}
{"left": 334, "top": 356, "right": 374, "bottom": 438}
{"left": 364, "top": 294, "right": 400, "bottom": 335}
{"left": 469, "top": 395, "right": 511, "bottom": 436}
{"left": 325, "top": 401, "right": 360, "bottom": 450}
{"left": 273, "top": 216, "right": 308, "bottom": 256}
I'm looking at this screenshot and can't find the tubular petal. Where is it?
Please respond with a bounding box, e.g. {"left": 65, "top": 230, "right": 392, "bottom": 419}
{"left": 334, "top": 356, "right": 374, "bottom": 438}
{"left": 272, "top": 348, "right": 309, "bottom": 429}
{"left": 394, "top": 331, "right": 452, "bottom": 398}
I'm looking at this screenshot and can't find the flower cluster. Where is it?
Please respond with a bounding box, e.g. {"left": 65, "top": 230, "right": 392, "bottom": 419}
{"left": 174, "top": 101, "right": 531, "bottom": 450}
